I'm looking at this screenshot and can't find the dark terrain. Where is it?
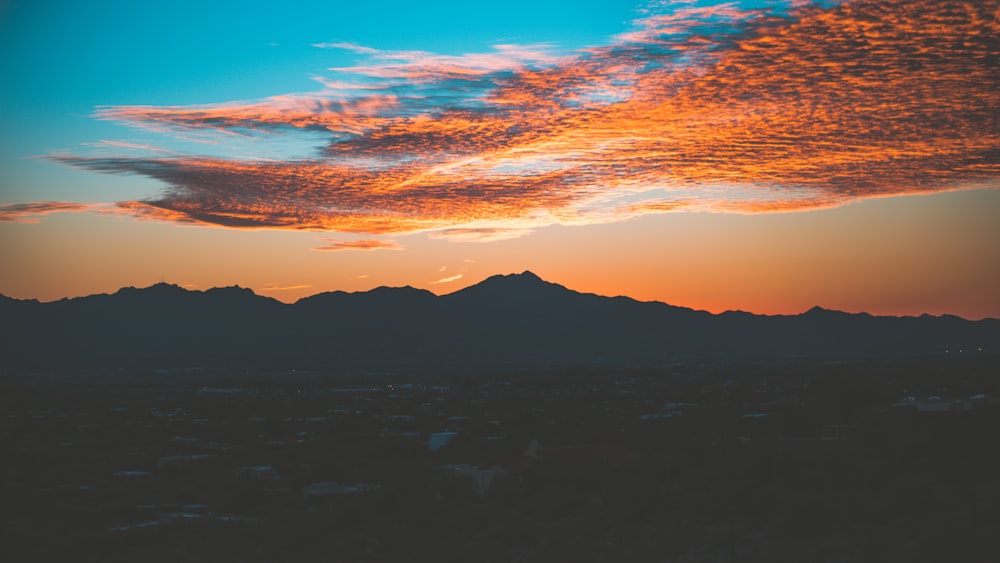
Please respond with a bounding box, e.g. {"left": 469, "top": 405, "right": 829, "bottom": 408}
{"left": 3, "top": 358, "right": 998, "bottom": 562}
{"left": 1, "top": 272, "right": 997, "bottom": 371}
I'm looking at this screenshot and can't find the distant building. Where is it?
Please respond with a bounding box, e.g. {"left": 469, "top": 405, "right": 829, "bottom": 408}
{"left": 893, "top": 394, "right": 992, "bottom": 413}
{"left": 820, "top": 424, "right": 851, "bottom": 441}
{"left": 235, "top": 465, "right": 276, "bottom": 481}
{"left": 112, "top": 470, "right": 151, "bottom": 483}
{"left": 157, "top": 454, "right": 217, "bottom": 470}
{"left": 536, "top": 443, "right": 642, "bottom": 468}
{"left": 302, "top": 481, "right": 374, "bottom": 512}
{"left": 436, "top": 464, "right": 508, "bottom": 498}
{"left": 429, "top": 431, "right": 458, "bottom": 451}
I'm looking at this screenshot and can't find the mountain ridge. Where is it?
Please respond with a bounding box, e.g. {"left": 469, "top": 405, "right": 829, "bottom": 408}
{"left": 1, "top": 271, "right": 996, "bottom": 371}
{"left": 0, "top": 271, "right": 990, "bottom": 321}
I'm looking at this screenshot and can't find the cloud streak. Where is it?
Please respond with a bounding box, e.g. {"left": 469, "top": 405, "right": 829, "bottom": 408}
{"left": 312, "top": 238, "right": 402, "bottom": 251}
{"left": 0, "top": 201, "right": 93, "bottom": 223}
{"left": 428, "top": 227, "right": 536, "bottom": 242}
{"left": 429, "top": 274, "right": 464, "bottom": 284}
{"left": 259, "top": 283, "right": 313, "bottom": 292}
{"left": 48, "top": 0, "right": 999, "bottom": 237}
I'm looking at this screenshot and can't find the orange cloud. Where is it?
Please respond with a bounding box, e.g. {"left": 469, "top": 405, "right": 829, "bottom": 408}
{"left": 54, "top": 0, "right": 999, "bottom": 237}
{"left": 428, "top": 227, "right": 535, "bottom": 242}
{"left": 0, "top": 201, "right": 92, "bottom": 223}
{"left": 311, "top": 239, "right": 402, "bottom": 251}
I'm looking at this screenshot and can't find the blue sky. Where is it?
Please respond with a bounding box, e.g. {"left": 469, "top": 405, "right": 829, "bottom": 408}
{"left": 1, "top": 0, "right": 642, "bottom": 201}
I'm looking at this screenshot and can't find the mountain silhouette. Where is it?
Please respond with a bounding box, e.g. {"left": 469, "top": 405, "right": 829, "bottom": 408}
{"left": 1, "top": 272, "right": 996, "bottom": 371}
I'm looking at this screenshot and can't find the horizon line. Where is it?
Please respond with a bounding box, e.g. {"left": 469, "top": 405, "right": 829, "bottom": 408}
{"left": 2, "top": 271, "right": 994, "bottom": 322}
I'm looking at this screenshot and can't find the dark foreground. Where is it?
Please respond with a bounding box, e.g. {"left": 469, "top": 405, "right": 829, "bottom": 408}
{"left": 3, "top": 357, "right": 998, "bottom": 562}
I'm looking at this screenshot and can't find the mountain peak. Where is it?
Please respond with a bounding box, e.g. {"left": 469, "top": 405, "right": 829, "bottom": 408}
{"left": 804, "top": 305, "right": 835, "bottom": 315}
{"left": 115, "top": 282, "right": 186, "bottom": 296}
{"left": 445, "top": 271, "right": 570, "bottom": 303}
{"left": 480, "top": 270, "right": 546, "bottom": 285}
{"left": 516, "top": 270, "right": 542, "bottom": 281}
{"left": 206, "top": 284, "right": 255, "bottom": 294}
{"left": 366, "top": 285, "right": 436, "bottom": 298}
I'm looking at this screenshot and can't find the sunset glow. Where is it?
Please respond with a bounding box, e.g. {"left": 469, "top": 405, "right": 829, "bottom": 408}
{"left": 1, "top": 0, "right": 997, "bottom": 318}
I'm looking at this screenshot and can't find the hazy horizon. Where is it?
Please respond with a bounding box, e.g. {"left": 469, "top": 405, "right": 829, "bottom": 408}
{"left": 4, "top": 269, "right": 998, "bottom": 322}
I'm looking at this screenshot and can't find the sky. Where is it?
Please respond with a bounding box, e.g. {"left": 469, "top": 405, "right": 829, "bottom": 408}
{"left": 1, "top": 0, "right": 998, "bottom": 319}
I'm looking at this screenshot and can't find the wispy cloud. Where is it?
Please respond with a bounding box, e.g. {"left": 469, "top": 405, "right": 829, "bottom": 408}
{"left": 429, "top": 273, "right": 464, "bottom": 284}
{"left": 622, "top": 201, "right": 689, "bottom": 215}
{"left": 0, "top": 201, "right": 93, "bottom": 223}
{"left": 324, "top": 42, "right": 564, "bottom": 81}
{"left": 312, "top": 41, "right": 380, "bottom": 54}
{"left": 429, "top": 227, "right": 535, "bottom": 242}
{"left": 84, "top": 140, "right": 176, "bottom": 154}
{"left": 311, "top": 238, "right": 402, "bottom": 251}
{"left": 259, "top": 283, "right": 313, "bottom": 292}
{"left": 52, "top": 0, "right": 999, "bottom": 237}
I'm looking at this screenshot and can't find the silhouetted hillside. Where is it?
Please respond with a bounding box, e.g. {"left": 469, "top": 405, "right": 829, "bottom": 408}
{"left": 1, "top": 272, "right": 996, "bottom": 371}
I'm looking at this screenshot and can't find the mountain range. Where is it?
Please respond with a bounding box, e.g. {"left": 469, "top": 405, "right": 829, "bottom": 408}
{"left": 2, "top": 271, "right": 996, "bottom": 371}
